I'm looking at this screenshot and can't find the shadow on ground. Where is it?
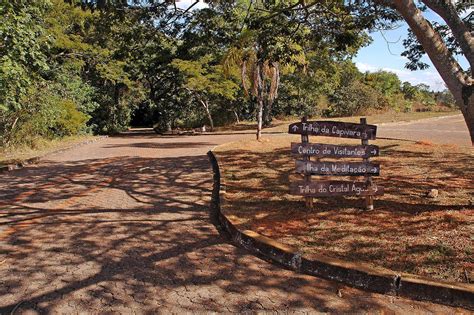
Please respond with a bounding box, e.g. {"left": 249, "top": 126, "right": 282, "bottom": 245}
{"left": 217, "top": 141, "right": 473, "bottom": 283}
{"left": 0, "top": 147, "right": 415, "bottom": 313}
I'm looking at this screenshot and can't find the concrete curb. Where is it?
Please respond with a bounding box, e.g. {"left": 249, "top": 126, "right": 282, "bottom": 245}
{"left": 0, "top": 136, "right": 107, "bottom": 174}
{"left": 207, "top": 150, "right": 474, "bottom": 310}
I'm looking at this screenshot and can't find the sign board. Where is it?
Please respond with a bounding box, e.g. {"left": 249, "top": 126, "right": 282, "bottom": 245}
{"left": 288, "top": 120, "right": 377, "bottom": 140}
{"left": 291, "top": 143, "right": 379, "bottom": 158}
{"left": 295, "top": 160, "right": 380, "bottom": 176}
{"left": 288, "top": 117, "right": 383, "bottom": 209}
{"left": 290, "top": 181, "right": 384, "bottom": 197}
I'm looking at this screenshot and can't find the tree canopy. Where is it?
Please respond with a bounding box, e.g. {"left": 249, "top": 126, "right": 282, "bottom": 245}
{"left": 0, "top": 0, "right": 466, "bottom": 147}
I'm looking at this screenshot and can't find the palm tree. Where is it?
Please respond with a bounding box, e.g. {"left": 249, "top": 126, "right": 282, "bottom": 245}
{"left": 225, "top": 31, "right": 287, "bottom": 140}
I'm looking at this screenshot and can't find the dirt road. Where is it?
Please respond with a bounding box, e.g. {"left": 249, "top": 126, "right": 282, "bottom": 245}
{"left": 378, "top": 114, "right": 471, "bottom": 146}
{"left": 0, "top": 118, "right": 470, "bottom": 313}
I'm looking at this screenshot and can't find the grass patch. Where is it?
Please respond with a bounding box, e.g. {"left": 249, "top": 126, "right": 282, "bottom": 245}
{"left": 214, "top": 135, "right": 473, "bottom": 283}
{"left": 0, "top": 135, "right": 97, "bottom": 166}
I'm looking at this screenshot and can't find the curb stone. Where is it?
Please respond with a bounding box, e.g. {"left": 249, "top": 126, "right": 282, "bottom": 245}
{"left": 207, "top": 150, "right": 474, "bottom": 310}
{"left": 0, "top": 136, "right": 107, "bottom": 174}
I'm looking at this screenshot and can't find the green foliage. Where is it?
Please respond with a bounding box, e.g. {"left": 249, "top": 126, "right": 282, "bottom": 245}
{"left": 327, "top": 81, "right": 381, "bottom": 117}
{"left": 55, "top": 99, "right": 90, "bottom": 136}
{"left": 1, "top": 0, "right": 448, "bottom": 148}
{"left": 364, "top": 70, "right": 401, "bottom": 97}
{"left": 400, "top": 81, "right": 437, "bottom": 110}
{"left": 435, "top": 89, "right": 456, "bottom": 108}
{"left": 402, "top": 81, "right": 418, "bottom": 100}
{"left": 0, "top": 0, "right": 50, "bottom": 113}
{"left": 2, "top": 81, "right": 89, "bottom": 146}
{"left": 172, "top": 56, "right": 239, "bottom": 100}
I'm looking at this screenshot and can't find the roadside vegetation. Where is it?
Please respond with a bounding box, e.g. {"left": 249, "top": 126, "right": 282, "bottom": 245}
{"left": 0, "top": 134, "right": 96, "bottom": 166}
{"left": 1, "top": 0, "right": 467, "bottom": 157}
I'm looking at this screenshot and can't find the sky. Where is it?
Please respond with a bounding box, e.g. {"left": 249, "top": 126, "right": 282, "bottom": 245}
{"left": 354, "top": 8, "right": 472, "bottom": 92}
{"left": 354, "top": 27, "right": 449, "bottom": 92}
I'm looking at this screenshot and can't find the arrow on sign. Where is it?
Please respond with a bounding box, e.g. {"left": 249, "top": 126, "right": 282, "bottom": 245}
{"left": 371, "top": 149, "right": 377, "bottom": 155}
{"left": 292, "top": 125, "right": 299, "bottom": 132}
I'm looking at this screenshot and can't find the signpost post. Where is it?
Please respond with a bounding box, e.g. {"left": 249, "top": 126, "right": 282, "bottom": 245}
{"left": 301, "top": 117, "right": 313, "bottom": 209}
{"left": 360, "top": 118, "right": 374, "bottom": 210}
{"left": 289, "top": 117, "right": 384, "bottom": 210}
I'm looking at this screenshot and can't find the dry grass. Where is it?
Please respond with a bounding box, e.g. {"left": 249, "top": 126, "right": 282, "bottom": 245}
{"left": 215, "top": 135, "right": 474, "bottom": 283}
{"left": 0, "top": 135, "right": 97, "bottom": 166}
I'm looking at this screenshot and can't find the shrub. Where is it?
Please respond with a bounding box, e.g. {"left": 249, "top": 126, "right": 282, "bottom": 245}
{"left": 54, "top": 99, "right": 89, "bottom": 136}
{"left": 326, "top": 81, "right": 380, "bottom": 117}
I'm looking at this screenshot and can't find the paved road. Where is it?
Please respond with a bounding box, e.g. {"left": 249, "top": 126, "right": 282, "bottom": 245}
{"left": 378, "top": 114, "right": 471, "bottom": 146}
{"left": 0, "top": 118, "right": 470, "bottom": 313}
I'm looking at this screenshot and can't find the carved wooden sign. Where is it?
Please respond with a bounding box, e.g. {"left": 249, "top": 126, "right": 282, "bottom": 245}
{"left": 295, "top": 161, "right": 380, "bottom": 176}
{"left": 288, "top": 120, "right": 377, "bottom": 140}
{"left": 289, "top": 117, "right": 383, "bottom": 210}
{"left": 290, "top": 181, "right": 384, "bottom": 197}
{"left": 291, "top": 143, "right": 379, "bottom": 158}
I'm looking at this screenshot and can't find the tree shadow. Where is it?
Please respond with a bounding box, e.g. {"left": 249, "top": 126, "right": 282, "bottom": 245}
{"left": 0, "top": 141, "right": 432, "bottom": 313}
{"left": 104, "top": 142, "right": 215, "bottom": 149}
{"left": 216, "top": 141, "right": 473, "bottom": 283}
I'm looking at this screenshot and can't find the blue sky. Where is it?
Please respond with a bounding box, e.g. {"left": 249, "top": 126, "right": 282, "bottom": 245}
{"left": 354, "top": 27, "right": 449, "bottom": 91}
{"left": 354, "top": 8, "right": 471, "bottom": 92}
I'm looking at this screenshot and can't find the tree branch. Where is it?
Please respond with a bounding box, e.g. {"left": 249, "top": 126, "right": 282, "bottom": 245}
{"left": 422, "top": 0, "right": 474, "bottom": 73}
{"left": 391, "top": 0, "right": 469, "bottom": 101}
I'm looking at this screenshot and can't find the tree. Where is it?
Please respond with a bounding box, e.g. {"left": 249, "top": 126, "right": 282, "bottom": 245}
{"left": 0, "top": 1, "right": 51, "bottom": 145}
{"left": 226, "top": 38, "right": 282, "bottom": 140}
{"left": 329, "top": 80, "right": 380, "bottom": 117}
{"left": 223, "top": 3, "right": 307, "bottom": 140}
{"left": 172, "top": 56, "right": 240, "bottom": 131}
{"left": 364, "top": 70, "right": 401, "bottom": 97}
{"left": 224, "top": 0, "right": 371, "bottom": 140}
{"left": 402, "top": 81, "right": 417, "bottom": 100}
{"left": 436, "top": 88, "right": 456, "bottom": 108}
{"left": 266, "top": 0, "right": 473, "bottom": 144}
{"left": 381, "top": 0, "right": 474, "bottom": 144}
{"left": 0, "top": 0, "right": 98, "bottom": 145}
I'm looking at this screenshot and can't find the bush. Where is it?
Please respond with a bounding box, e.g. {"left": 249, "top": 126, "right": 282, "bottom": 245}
{"left": 326, "top": 81, "right": 380, "bottom": 117}
{"left": 54, "top": 100, "right": 89, "bottom": 136}
{"left": 1, "top": 82, "right": 91, "bottom": 147}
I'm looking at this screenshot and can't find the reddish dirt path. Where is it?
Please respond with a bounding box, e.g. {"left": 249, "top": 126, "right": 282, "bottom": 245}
{"left": 0, "top": 130, "right": 469, "bottom": 313}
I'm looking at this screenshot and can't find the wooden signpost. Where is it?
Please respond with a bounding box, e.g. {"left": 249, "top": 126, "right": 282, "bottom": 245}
{"left": 288, "top": 120, "right": 377, "bottom": 139}
{"left": 295, "top": 161, "right": 380, "bottom": 176}
{"left": 289, "top": 117, "right": 384, "bottom": 210}
{"left": 290, "top": 143, "right": 379, "bottom": 158}
{"left": 290, "top": 181, "right": 383, "bottom": 197}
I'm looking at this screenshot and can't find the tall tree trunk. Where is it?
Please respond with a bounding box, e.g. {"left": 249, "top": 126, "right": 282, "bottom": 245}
{"left": 263, "top": 99, "right": 271, "bottom": 127}
{"left": 233, "top": 109, "right": 240, "bottom": 123}
{"left": 460, "top": 93, "right": 474, "bottom": 145}
{"left": 256, "top": 97, "right": 264, "bottom": 140}
{"left": 422, "top": 0, "right": 474, "bottom": 69}
{"left": 112, "top": 84, "right": 123, "bottom": 131}
{"left": 3, "top": 116, "right": 19, "bottom": 146}
{"left": 199, "top": 99, "right": 214, "bottom": 132}
{"left": 263, "top": 62, "right": 280, "bottom": 128}
{"left": 390, "top": 0, "right": 474, "bottom": 144}
{"left": 255, "top": 61, "right": 264, "bottom": 140}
